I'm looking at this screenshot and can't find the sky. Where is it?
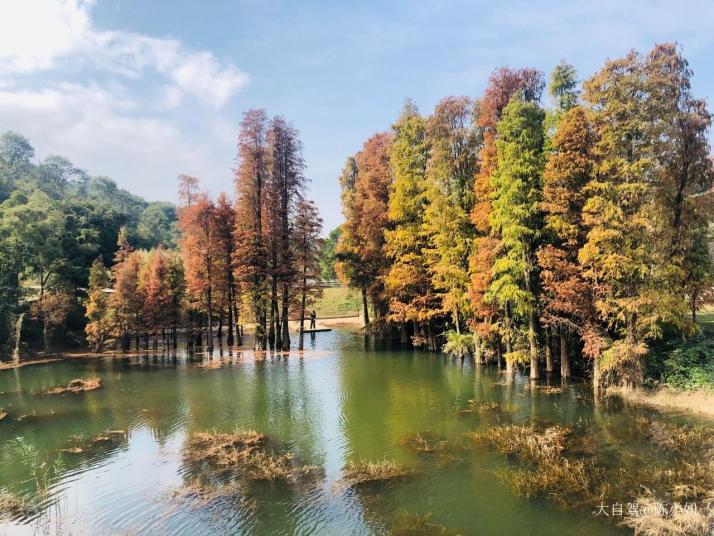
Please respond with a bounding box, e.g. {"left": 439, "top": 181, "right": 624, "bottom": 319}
{"left": 0, "top": 0, "right": 713, "bottom": 233}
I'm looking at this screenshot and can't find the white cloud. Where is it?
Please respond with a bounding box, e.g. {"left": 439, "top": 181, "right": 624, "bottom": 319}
{"left": 0, "top": 0, "right": 91, "bottom": 73}
{"left": 0, "top": 0, "right": 249, "bottom": 107}
{"left": 0, "top": 81, "right": 233, "bottom": 199}
{"left": 0, "top": 0, "right": 244, "bottom": 203}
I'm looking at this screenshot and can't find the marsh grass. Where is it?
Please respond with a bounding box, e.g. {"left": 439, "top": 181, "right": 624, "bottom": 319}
{"left": 0, "top": 488, "right": 30, "bottom": 520}
{"left": 341, "top": 460, "right": 412, "bottom": 487}
{"left": 620, "top": 494, "right": 713, "bottom": 536}
{"left": 45, "top": 377, "right": 102, "bottom": 395}
{"left": 505, "top": 459, "right": 608, "bottom": 508}
{"left": 184, "top": 430, "right": 318, "bottom": 483}
{"left": 471, "top": 425, "right": 570, "bottom": 464}
{"left": 472, "top": 422, "right": 714, "bottom": 525}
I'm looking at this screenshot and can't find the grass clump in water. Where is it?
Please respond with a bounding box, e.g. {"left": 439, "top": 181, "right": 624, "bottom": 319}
{"left": 0, "top": 489, "right": 30, "bottom": 521}
{"left": 471, "top": 425, "right": 570, "bottom": 464}
{"left": 472, "top": 425, "right": 610, "bottom": 508}
{"left": 342, "top": 459, "right": 412, "bottom": 487}
{"left": 45, "top": 377, "right": 102, "bottom": 395}
{"left": 184, "top": 430, "right": 317, "bottom": 483}
{"left": 620, "top": 494, "right": 713, "bottom": 536}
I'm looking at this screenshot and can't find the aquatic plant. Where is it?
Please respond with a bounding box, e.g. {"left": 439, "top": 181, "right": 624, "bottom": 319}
{"left": 184, "top": 430, "right": 317, "bottom": 483}
{"left": 0, "top": 488, "right": 29, "bottom": 521}
{"left": 620, "top": 494, "right": 713, "bottom": 536}
{"left": 45, "top": 377, "right": 102, "bottom": 395}
{"left": 471, "top": 425, "right": 570, "bottom": 463}
{"left": 442, "top": 331, "right": 475, "bottom": 359}
{"left": 341, "top": 459, "right": 412, "bottom": 487}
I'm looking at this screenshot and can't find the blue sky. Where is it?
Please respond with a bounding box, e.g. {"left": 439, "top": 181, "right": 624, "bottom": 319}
{"left": 1, "top": 0, "right": 713, "bottom": 232}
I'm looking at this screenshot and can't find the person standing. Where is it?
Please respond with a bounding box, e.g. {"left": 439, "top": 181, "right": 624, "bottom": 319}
{"left": 309, "top": 310, "right": 317, "bottom": 329}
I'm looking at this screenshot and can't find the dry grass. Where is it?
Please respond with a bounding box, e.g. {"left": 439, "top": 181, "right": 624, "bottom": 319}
{"left": 184, "top": 430, "right": 317, "bottom": 483}
{"left": 620, "top": 495, "right": 713, "bottom": 536}
{"left": 0, "top": 489, "right": 29, "bottom": 520}
{"left": 342, "top": 460, "right": 412, "bottom": 487}
{"left": 471, "top": 425, "right": 570, "bottom": 464}
{"left": 607, "top": 385, "right": 714, "bottom": 417}
{"left": 506, "top": 459, "right": 607, "bottom": 508}
{"left": 472, "top": 425, "right": 610, "bottom": 508}
{"left": 45, "top": 377, "right": 102, "bottom": 395}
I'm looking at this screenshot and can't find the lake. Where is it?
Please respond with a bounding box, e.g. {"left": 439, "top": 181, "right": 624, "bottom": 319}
{"left": 0, "top": 329, "right": 710, "bottom": 535}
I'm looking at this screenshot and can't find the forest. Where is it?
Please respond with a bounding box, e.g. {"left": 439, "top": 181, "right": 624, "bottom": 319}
{"left": 335, "top": 43, "right": 714, "bottom": 393}
{"left": 0, "top": 110, "right": 325, "bottom": 359}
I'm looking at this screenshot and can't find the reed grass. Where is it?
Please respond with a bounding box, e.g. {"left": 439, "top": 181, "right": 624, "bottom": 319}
{"left": 342, "top": 460, "right": 412, "bottom": 487}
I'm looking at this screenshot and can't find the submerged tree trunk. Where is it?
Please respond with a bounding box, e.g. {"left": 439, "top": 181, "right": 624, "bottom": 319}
{"left": 560, "top": 331, "right": 570, "bottom": 380}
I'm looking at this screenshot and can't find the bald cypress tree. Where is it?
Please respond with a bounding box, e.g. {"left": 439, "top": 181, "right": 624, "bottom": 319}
{"left": 487, "top": 96, "right": 546, "bottom": 379}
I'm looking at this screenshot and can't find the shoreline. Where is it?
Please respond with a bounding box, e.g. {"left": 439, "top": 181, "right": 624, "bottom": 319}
{"left": 0, "top": 316, "right": 364, "bottom": 372}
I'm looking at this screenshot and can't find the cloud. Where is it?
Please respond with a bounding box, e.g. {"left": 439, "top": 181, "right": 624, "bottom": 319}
{"left": 0, "top": 0, "right": 249, "bottom": 107}
{"left": 0, "top": 81, "right": 232, "bottom": 199}
{"left": 0, "top": 0, "right": 245, "bottom": 203}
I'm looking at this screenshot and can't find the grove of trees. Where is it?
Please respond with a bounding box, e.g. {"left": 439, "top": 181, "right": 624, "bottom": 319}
{"left": 335, "top": 44, "right": 714, "bottom": 391}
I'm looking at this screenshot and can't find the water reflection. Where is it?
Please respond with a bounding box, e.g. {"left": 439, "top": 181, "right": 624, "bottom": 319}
{"left": 0, "top": 330, "right": 706, "bottom": 535}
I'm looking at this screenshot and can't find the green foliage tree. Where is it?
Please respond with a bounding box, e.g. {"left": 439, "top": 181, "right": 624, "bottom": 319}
{"left": 384, "top": 101, "right": 440, "bottom": 342}
{"left": 318, "top": 227, "right": 341, "bottom": 280}
{"left": 423, "top": 96, "right": 481, "bottom": 336}
{"left": 487, "top": 96, "right": 546, "bottom": 378}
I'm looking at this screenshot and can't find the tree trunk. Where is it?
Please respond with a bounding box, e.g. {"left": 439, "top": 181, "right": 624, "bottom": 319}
{"left": 545, "top": 331, "right": 553, "bottom": 373}
{"left": 593, "top": 355, "right": 601, "bottom": 398}
{"left": 12, "top": 313, "right": 25, "bottom": 363}
{"left": 281, "top": 282, "right": 290, "bottom": 351}
{"left": 560, "top": 332, "right": 570, "bottom": 379}
{"left": 504, "top": 303, "right": 513, "bottom": 355}
{"left": 226, "top": 287, "right": 234, "bottom": 346}
{"left": 298, "top": 267, "right": 307, "bottom": 350}
{"left": 39, "top": 266, "right": 49, "bottom": 354}
{"left": 268, "top": 277, "right": 277, "bottom": 349}
{"left": 528, "top": 310, "right": 539, "bottom": 380}
{"left": 206, "top": 288, "right": 214, "bottom": 352}
{"left": 361, "top": 286, "right": 370, "bottom": 326}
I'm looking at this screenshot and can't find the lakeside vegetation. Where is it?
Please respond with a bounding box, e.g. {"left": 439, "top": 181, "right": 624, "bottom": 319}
{"left": 0, "top": 43, "right": 712, "bottom": 404}
{"left": 334, "top": 43, "right": 714, "bottom": 395}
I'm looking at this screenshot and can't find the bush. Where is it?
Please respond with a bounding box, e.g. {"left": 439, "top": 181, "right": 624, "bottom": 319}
{"left": 656, "top": 336, "right": 714, "bottom": 391}
{"left": 442, "top": 331, "right": 475, "bottom": 358}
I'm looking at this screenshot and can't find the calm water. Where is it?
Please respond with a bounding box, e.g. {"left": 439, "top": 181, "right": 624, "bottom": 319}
{"left": 0, "top": 329, "right": 709, "bottom": 535}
